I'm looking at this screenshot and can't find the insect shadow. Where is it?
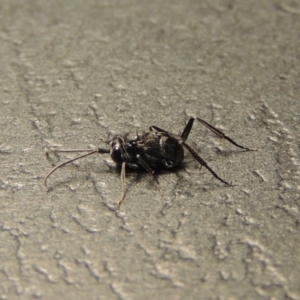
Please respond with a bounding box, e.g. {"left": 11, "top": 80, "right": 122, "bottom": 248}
{"left": 44, "top": 117, "right": 256, "bottom": 207}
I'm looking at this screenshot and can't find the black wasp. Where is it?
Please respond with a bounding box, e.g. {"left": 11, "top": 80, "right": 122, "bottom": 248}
{"left": 44, "top": 117, "right": 255, "bottom": 207}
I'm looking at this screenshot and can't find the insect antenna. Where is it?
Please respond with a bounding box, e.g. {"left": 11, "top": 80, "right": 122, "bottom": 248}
{"left": 44, "top": 148, "right": 110, "bottom": 187}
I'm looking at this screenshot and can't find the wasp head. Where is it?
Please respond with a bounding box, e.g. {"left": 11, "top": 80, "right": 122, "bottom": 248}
{"left": 110, "top": 137, "right": 125, "bottom": 164}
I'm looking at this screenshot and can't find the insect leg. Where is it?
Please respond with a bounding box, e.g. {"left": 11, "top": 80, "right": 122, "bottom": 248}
{"left": 150, "top": 125, "right": 167, "bottom": 133}
{"left": 196, "top": 117, "right": 256, "bottom": 151}
{"left": 136, "top": 154, "right": 159, "bottom": 184}
{"left": 44, "top": 148, "right": 110, "bottom": 187}
{"left": 151, "top": 123, "right": 191, "bottom": 143}
{"left": 181, "top": 117, "right": 194, "bottom": 141}
{"left": 182, "top": 142, "right": 234, "bottom": 186}
{"left": 118, "top": 162, "right": 127, "bottom": 208}
{"left": 151, "top": 123, "right": 235, "bottom": 185}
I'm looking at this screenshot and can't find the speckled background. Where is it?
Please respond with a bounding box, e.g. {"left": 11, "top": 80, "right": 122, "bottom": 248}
{"left": 1, "top": 0, "right": 300, "bottom": 299}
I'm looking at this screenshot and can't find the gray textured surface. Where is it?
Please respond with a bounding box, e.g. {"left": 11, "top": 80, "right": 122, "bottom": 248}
{"left": 1, "top": 0, "right": 300, "bottom": 299}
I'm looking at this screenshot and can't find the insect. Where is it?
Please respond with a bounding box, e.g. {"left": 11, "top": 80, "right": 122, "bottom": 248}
{"left": 44, "top": 117, "right": 255, "bottom": 207}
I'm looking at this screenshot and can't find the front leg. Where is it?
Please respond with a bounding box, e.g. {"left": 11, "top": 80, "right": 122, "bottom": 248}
{"left": 118, "top": 162, "right": 127, "bottom": 208}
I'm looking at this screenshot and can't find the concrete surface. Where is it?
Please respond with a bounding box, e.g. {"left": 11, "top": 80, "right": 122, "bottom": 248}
{"left": 1, "top": 0, "right": 300, "bottom": 299}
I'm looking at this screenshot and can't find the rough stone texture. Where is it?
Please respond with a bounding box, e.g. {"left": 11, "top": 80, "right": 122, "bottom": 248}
{"left": 0, "top": 0, "right": 300, "bottom": 299}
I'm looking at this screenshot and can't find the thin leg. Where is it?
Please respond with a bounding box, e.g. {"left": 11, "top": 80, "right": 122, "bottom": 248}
{"left": 151, "top": 118, "right": 195, "bottom": 141}
{"left": 182, "top": 142, "right": 233, "bottom": 186}
{"left": 196, "top": 117, "right": 256, "bottom": 151}
{"left": 137, "top": 154, "right": 159, "bottom": 184}
{"left": 150, "top": 125, "right": 172, "bottom": 137}
{"left": 151, "top": 123, "right": 234, "bottom": 185}
{"left": 181, "top": 117, "right": 195, "bottom": 141}
{"left": 152, "top": 118, "right": 256, "bottom": 151}
{"left": 118, "top": 162, "right": 127, "bottom": 207}
{"left": 44, "top": 148, "right": 110, "bottom": 187}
